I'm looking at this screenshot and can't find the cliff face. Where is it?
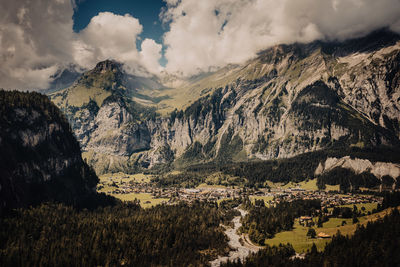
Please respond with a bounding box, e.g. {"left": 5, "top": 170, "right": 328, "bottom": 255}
{"left": 0, "top": 90, "right": 98, "bottom": 213}
{"left": 50, "top": 30, "right": 400, "bottom": 174}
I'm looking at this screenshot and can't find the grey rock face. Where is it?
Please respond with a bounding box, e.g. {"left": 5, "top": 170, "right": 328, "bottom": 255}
{"left": 87, "top": 101, "right": 150, "bottom": 156}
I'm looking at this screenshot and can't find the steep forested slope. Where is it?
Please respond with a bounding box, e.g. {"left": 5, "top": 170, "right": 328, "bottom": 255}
{"left": 0, "top": 90, "right": 99, "bottom": 214}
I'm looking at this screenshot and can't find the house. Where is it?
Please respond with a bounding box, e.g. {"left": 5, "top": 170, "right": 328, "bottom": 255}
{"left": 317, "top": 232, "right": 331, "bottom": 238}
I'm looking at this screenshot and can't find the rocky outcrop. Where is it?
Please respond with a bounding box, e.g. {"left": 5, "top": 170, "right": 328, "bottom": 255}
{"left": 0, "top": 90, "right": 99, "bottom": 214}
{"left": 315, "top": 156, "right": 400, "bottom": 180}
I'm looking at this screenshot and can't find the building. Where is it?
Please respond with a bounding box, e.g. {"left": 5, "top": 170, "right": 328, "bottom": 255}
{"left": 317, "top": 232, "right": 331, "bottom": 239}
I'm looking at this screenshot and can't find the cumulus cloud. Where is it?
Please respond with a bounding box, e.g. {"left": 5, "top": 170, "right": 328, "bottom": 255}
{"left": 139, "top": 39, "right": 164, "bottom": 74}
{"left": 74, "top": 13, "right": 164, "bottom": 76}
{"left": 1, "top": 0, "right": 400, "bottom": 89}
{"left": 162, "top": 0, "right": 400, "bottom": 76}
{"left": 0, "top": 1, "right": 163, "bottom": 90}
{"left": 74, "top": 12, "right": 142, "bottom": 68}
{"left": 0, "top": 0, "right": 75, "bottom": 89}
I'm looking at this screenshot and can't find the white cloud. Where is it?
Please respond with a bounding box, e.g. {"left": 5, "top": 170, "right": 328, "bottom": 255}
{"left": 74, "top": 12, "right": 163, "bottom": 76}
{"left": 0, "top": 3, "right": 163, "bottom": 90}
{"left": 1, "top": 0, "right": 400, "bottom": 89}
{"left": 139, "top": 39, "right": 164, "bottom": 74}
{"left": 162, "top": 0, "right": 400, "bottom": 76}
{"left": 73, "top": 12, "right": 142, "bottom": 69}
{"left": 0, "top": 0, "right": 75, "bottom": 89}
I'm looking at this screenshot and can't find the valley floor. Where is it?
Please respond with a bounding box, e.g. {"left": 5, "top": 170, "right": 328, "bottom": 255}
{"left": 96, "top": 172, "right": 391, "bottom": 258}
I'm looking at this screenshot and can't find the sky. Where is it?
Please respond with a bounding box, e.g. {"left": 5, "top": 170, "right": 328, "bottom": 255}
{"left": 72, "top": 0, "right": 168, "bottom": 66}
{"left": 1, "top": 0, "right": 400, "bottom": 90}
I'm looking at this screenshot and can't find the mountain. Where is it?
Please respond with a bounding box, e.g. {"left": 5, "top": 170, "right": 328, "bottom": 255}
{"left": 0, "top": 90, "right": 99, "bottom": 214}
{"left": 45, "top": 64, "right": 84, "bottom": 94}
{"left": 49, "top": 29, "right": 400, "bottom": 180}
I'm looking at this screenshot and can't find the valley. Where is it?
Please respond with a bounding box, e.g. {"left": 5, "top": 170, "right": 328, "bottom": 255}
{"left": 95, "top": 168, "right": 386, "bottom": 263}
{"left": 2, "top": 27, "right": 400, "bottom": 267}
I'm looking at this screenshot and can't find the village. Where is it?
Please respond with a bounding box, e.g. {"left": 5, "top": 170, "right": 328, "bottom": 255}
{"left": 97, "top": 173, "right": 382, "bottom": 211}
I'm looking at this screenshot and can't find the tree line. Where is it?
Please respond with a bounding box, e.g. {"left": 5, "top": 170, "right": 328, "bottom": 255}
{"left": 185, "top": 146, "right": 400, "bottom": 189}
{"left": 0, "top": 201, "right": 231, "bottom": 267}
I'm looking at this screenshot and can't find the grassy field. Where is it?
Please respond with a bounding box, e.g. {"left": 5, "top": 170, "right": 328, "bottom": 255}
{"left": 265, "top": 206, "right": 396, "bottom": 253}
{"left": 325, "top": 184, "right": 340, "bottom": 191}
{"left": 50, "top": 86, "right": 111, "bottom": 108}
{"left": 281, "top": 180, "right": 318, "bottom": 190}
{"left": 97, "top": 173, "right": 168, "bottom": 208}
{"left": 265, "top": 220, "right": 330, "bottom": 252}
{"left": 266, "top": 179, "right": 340, "bottom": 192}
{"left": 250, "top": 196, "right": 274, "bottom": 206}
{"left": 112, "top": 193, "right": 169, "bottom": 208}
{"left": 99, "top": 172, "right": 152, "bottom": 184}
{"left": 338, "top": 202, "right": 377, "bottom": 214}
{"left": 326, "top": 203, "right": 377, "bottom": 216}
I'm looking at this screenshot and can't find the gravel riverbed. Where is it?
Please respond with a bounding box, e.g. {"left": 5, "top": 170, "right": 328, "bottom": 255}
{"left": 210, "top": 208, "right": 260, "bottom": 266}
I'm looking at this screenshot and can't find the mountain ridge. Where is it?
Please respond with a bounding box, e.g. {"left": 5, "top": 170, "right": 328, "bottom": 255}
{"left": 48, "top": 29, "right": 400, "bottom": 180}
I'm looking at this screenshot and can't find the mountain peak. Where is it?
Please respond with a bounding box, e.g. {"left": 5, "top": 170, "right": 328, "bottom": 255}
{"left": 93, "top": 59, "right": 122, "bottom": 74}
{"left": 74, "top": 59, "right": 124, "bottom": 93}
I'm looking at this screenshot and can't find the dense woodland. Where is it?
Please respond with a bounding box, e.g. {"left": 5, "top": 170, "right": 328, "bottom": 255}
{"left": 0, "top": 201, "right": 230, "bottom": 267}
{"left": 380, "top": 191, "right": 400, "bottom": 210}
{"left": 219, "top": 199, "right": 242, "bottom": 227}
{"left": 317, "top": 167, "right": 383, "bottom": 191}
{"left": 186, "top": 146, "right": 400, "bottom": 189}
{"left": 1, "top": 194, "right": 398, "bottom": 266}
{"left": 240, "top": 199, "right": 321, "bottom": 245}
{"left": 153, "top": 145, "right": 400, "bottom": 189}
{"left": 223, "top": 208, "right": 400, "bottom": 267}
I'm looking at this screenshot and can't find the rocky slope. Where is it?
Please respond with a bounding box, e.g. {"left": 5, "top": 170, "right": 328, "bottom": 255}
{"left": 0, "top": 90, "right": 99, "bottom": 214}
{"left": 49, "top": 29, "right": 400, "bottom": 176}
{"left": 316, "top": 156, "right": 400, "bottom": 180}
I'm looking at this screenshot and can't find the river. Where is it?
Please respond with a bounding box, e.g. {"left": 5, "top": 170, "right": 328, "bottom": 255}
{"left": 210, "top": 208, "right": 260, "bottom": 267}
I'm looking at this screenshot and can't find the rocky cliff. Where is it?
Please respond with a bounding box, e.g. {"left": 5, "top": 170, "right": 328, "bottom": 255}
{"left": 316, "top": 156, "right": 400, "bottom": 180}
{"left": 0, "top": 90, "right": 99, "bottom": 213}
{"left": 49, "top": 29, "right": 400, "bottom": 175}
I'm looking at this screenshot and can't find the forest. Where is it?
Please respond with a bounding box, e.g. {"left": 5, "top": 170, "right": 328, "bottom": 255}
{"left": 240, "top": 199, "right": 321, "bottom": 245}
{"left": 1, "top": 188, "right": 399, "bottom": 267}
{"left": 185, "top": 146, "right": 400, "bottom": 189}
{"left": 153, "top": 145, "right": 400, "bottom": 190}
{"left": 0, "top": 201, "right": 230, "bottom": 267}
